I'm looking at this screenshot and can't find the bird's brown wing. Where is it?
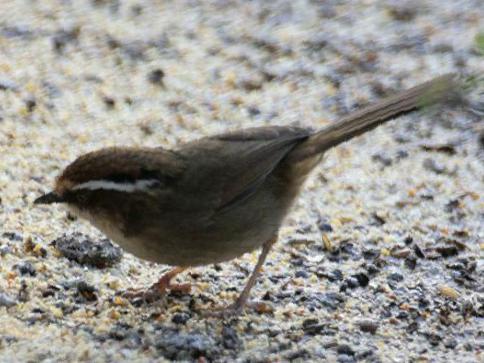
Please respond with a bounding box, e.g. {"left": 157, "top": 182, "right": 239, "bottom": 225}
{"left": 179, "top": 126, "right": 310, "bottom": 213}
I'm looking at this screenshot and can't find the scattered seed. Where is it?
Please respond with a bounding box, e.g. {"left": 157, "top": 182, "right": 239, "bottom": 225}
{"left": 439, "top": 285, "right": 460, "bottom": 300}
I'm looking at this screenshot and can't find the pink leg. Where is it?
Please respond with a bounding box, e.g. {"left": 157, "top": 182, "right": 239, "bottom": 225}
{"left": 204, "top": 236, "right": 277, "bottom": 317}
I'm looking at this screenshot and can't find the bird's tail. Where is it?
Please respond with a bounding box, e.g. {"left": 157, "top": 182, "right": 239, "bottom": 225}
{"left": 286, "top": 73, "right": 462, "bottom": 163}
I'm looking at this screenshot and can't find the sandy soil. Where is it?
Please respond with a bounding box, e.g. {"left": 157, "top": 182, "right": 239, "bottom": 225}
{"left": 0, "top": 1, "right": 482, "bottom": 362}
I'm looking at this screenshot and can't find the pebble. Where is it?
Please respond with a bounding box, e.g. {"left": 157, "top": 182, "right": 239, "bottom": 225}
{"left": 53, "top": 233, "right": 122, "bottom": 268}
{"left": 423, "top": 158, "right": 447, "bottom": 174}
{"left": 317, "top": 221, "right": 333, "bottom": 232}
{"left": 171, "top": 312, "right": 191, "bottom": 325}
{"left": 404, "top": 256, "right": 417, "bottom": 270}
{"left": 438, "top": 285, "right": 460, "bottom": 300}
{"left": 76, "top": 281, "right": 98, "bottom": 302}
{"left": 17, "top": 262, "right": 36, "bottom": 276}
{"left": 0, "top": 292, "right": 17, "bottom": 307}
{"left": 154, "top": 328, "right": 217, "bottom": 360}
{"left": 302, "top": 318, "right": 329, "bottom": 335}
{"left": 147, "top": 69, "right": 165, "bottom": 86}
{"left": 337, "top": 344, "right": 355, "bottom": 356}
{"left": 387, "top": 273, "right": 404, "bottom": 283}
{"left": 0, "top": 78, "right": 19, "bottom": 91}
{"left": 52, "top": 26, "right": 80, "bottom": 54}
{"left": 357, "top": 320, "right": 379, "bottom": 334}
{"left": 295, "top": 270, "right": 309, "bottom": 278}
{"left": 315, "top": 292, "right": 345, "bottom": 311}
{"left": 221, "top": 325, "right": 240, "bottom": 350}
{"left": 386, "top": 1, "right": 419, "bottom": 21}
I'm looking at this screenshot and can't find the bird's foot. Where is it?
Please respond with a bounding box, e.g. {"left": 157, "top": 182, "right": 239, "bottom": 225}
{"left": 121, "top": 287, "right": 162, "bottom": 304}
{"left": 201, "top": 302, "right": 244, "bottom": 319}
{"left": 201, "top": 300, "right": 274, "bottom": 318}
{"left": 120, "top": 267, "right": 191, "bottom": 305}
{"left": 121, "top": 282, "right": 191, "bottom": 305}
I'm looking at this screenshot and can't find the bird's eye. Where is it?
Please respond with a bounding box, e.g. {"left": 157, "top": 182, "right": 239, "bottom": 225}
{"left": 77, "top": 192, "right": 88, "bottom": 203}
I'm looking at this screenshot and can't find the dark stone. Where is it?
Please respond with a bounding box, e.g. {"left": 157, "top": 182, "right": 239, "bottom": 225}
{"left": 0, "top": 78, "right": 19, "bottom": 91}
{"left": 247, "top": 106, "right": 261, "bottom": 117}
{"left": 52, "top": 26, "right": 80, "bottom": 54}
{"left": 25, "top": 96, "right": 36, "bottom": 112}
{"left": 295, "top": 270, "right": 308, "bottom": 278}
{"left": 366, "top": 264, "right": 380, "bottom": 275}
{"left": 421, "top": 143, "right": 457, "bottom": 155}
{"left": 352, "top": 273, "right": 370, "bottom": 287}
{"left": 436, "top": 245, "right": 459, "bottom": 258}
{"left": 302, "top": 318, "right": 323, "bottom": 335}
{"left": 17, "top": 262, "right": 36, "bottom": 276}
{"left": 404, "top": 236, "right": 413, "bottom": 245}
{"left": 444, "top": 338, "right": 458, "bottom": 349}
{"left": 53, "top": 233, "right": 122, "bottom": 268}
{"left": 340, "top": 272, "right": 369, "bottom": 291}
{"left": 413, "top": 244, "right": 425, "bottom": 258}
{"left": 387, "top": 273, "right": 404, "bottom": 283}
{"left": 221, "top": 325, "right": 240, "bottom": 350}
{"left": 154, "top": 328, "right": 217, "bottom": 360}
{"left": 172, "top": 313, "right": 191, "bottom": 325}
{"left": 102, "top": 96, "right": 116, "bottom": 109}
{"left": 316, "top": 268, "right": 343, "bottom": 282}
{"left": 363, "top": 248, "right": 380, "bottom": 260}
{"left": 358, "top": 320, "right": 378, "bottom": 334}
{"left": 316, "top": 292, "right": 345, "bottom": 310}
{"left": 370, "top": 212, "right": 386, "bottom": 226}
{"left": 0, "top": 292, "right": 17, "bottom": 307}
{"left": 285, "top": 349, "right": 310, "bottom": 361}
{"left": 337, "top": 344, "right": 355, "bottom": 356}
{"left": 108, "top": 323, "right": 143, "bottom": 349}
{"left": 148, "top": 69, "right": 165, "bottom": 85}
{"left": 0, "top": 246, "right": 12, "bottom": 256}
{"left": 404, "top": 256, "right": 417, "bottom": 270}
{"left": 76, "top": 281, "right": 98, "bottom": 302}
{"left": 342, "top": 277, "right": 360, "bottom": 290}
{"left": 18, "top": 281, "right": 29, "bottom": 302}
{"left": 2, "top": 232, "right": 23, "bottom": 241}
{"left": 331, "top": 241, "right": 361, "bottom": 261}
{"left": 425, "top": 332, "right": 442, "bottom": 346}
{"left": 396, "top": 150, "right": 409, "bottom": 159}
{"left": 423, "top": 158, "right": 446, "bottom": 174}
{"left": 406, "top": 321, "right": 419, "bottom": 334}
{"left": 41, "top": 285, "right": 60, "bottom": 298}
{"left": 387, "top": 2, "right": 419, "bottom": 21}
{"left": 302, "top": 318, "right": 336, "bottom": 336}
{"left": 317, "top": 221, "right": 333, "bottom": 232}
{"left": 372, "top": 152, "right": 392, "bottom": 167}
{"left": 0, "top": 25, "right": 35, "bottom": 39}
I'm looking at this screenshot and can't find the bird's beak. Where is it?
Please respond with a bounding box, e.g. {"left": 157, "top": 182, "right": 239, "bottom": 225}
{"left": 34, "top": 192, "right": 64, "bottom": 205}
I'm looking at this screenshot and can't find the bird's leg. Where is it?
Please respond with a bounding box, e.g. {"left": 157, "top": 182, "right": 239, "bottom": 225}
{"left": 123, "top": 266, "right": 190, "bottom": 302}
{"left": 204, "top": 236, "right": 277, "bottom": 317}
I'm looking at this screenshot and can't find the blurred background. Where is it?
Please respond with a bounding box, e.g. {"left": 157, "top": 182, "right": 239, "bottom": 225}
{"left": 1, "top": 0, "right": 482, "bottom": 150}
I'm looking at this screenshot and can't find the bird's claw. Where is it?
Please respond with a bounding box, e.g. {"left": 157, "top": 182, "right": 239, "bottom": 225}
{"left": 120, "top": 282, "right": 191, "bottom": 305}
{"left": 201, "top": 302, "right": 244, "bottom": 318}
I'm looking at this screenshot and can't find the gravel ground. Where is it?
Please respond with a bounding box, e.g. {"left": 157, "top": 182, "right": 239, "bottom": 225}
{"left": 0, "top": 1, "right": 483, "bottom": 362}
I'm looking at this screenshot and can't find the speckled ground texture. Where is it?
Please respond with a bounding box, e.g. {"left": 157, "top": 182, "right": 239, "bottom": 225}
{"left": 0, "top": 0, "right": 483, "bottom": 362}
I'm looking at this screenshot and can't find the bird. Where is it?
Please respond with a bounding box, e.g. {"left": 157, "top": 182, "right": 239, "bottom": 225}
{"left": 35, "top": 74, "right": 462, "bottom": 316}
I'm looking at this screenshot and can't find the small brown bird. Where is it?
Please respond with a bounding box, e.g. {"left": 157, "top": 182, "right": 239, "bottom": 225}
{"left": 35, "top": 74, "right": 460, "bottom": 316}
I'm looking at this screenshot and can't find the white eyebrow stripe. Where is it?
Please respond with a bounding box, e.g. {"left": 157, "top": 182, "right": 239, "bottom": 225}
{"left": 72, "top": 179, "right": 160, "bottom": 193}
